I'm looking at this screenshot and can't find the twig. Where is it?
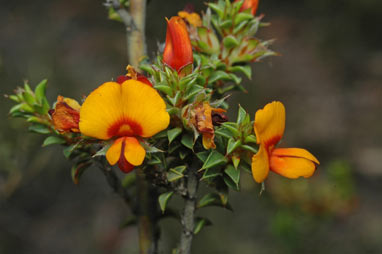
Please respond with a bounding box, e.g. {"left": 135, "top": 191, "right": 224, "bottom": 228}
{"left": 106, "top": 0, "right": 137, "bottom": 31}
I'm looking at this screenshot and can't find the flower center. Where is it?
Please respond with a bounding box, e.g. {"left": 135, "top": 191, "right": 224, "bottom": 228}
{"left": 107, "top": 118, "right": 143, "bottom": 137}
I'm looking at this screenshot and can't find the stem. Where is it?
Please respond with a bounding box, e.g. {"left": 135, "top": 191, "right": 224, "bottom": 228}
{"left": 179, "top": 167, "right": 198, "bottom": 254}
{"left": 127, "top": 0, "right": 147, "bottom": 68}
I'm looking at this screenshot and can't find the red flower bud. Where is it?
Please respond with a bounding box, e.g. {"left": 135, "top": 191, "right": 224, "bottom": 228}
{"left": 236, "top": 0, "right": 259, "bottom": 15}
{"left": 163, "top": 16, "right": 193, "bottom": 72}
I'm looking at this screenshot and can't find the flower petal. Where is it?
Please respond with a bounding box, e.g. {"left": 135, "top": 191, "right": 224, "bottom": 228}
{"left": 106, "top": 137, "right": 124, "bottom": 165}
{"left": 272, "top": 148, "right": 320, "bottom": 165}
{"left": 254, "top": 101, "right": 285, "bottom": 148}
{"left": 270, "top": 150, "right": 318, "bottom": 179}
{"left": 251, "top": 144, "right": 270, "bottom": 183}
{"left": 79, "top": 80, "right": 169, "bottom": 139}
{"left": 123, "top": 137, "right": 146, "bottom": 166}
{"left": 163, "top": 16, "right": 193, "bottom": 72}
{"left": 79, "top": 82, "right": 124, "bottom": 140}
{"left": 120, "top": 80, "right": 170, "bottom": 137}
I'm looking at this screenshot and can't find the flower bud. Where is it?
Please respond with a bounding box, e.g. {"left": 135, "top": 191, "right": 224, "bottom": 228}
{"left": 236, "top": 0, "right": 259, "bottom": 15}
{"left": 163, "top": 16, "right": 193, "bottom": 73}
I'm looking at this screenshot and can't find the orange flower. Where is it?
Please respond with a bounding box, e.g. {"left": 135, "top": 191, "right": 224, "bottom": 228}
{"left": 191, "top": 102, "right": 226, "bottom": 150}
{"left": 236, "top": 0, "right": 259, "bottom": 15}
{"left": 163, "top": 16, "right": 193, "bottom": 73}
{"left": 79, "top": 80, "right": 170, "bottom": 173}
{"left": 50, "top": 95, "right": 81, "bottom": 133}
{"left": 251, "top": 101, "right": 319, "bottom": 183}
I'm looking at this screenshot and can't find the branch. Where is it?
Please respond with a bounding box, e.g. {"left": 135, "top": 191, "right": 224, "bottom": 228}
{"left": 179, "top": 166, "right": 199, "bottom": 254}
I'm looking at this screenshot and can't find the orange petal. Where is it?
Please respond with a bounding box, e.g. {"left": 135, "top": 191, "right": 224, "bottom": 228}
{"left": 202, "top": 133, "right": 216, "bottom": 150}
{"left": 122, "top": 137, "right": 146, "bottom": 166}
{"left": 163, "top": 16, "right": 193, "bottom": 72}
{"left": 178, "top": 11, "right": 202, "bottom": 27}
{"left": 251, "top": 144, "right": 270, "bottom": 183}
{"left": 79, "top": 80, "right": 170, "bottom": 139}
{"left": 270, "top": 149, "right": 318, "bottom": 179}
{"left": 106, "top": 138, "right": 124, "bottom": 165}
{"left": 254, "top": 101, "right": 285, "bottom": 148}
{"left": 272, "top": 148, "right": 320, "bottom": 165}
{"left": 237, "top": 0, "right": 259, "bottom": 15}
{"left": 51, "top": 95, "right": 80, "bottom": 133}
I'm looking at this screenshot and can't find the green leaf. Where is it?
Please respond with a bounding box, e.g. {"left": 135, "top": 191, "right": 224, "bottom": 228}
{"left": 236, "top": 105, "right": 247, "bottom": 124}
{"left": 34, "top": 79, "right": 47, "bottom": 104}
{"left": 229, "top": 65, "right": 252, "bottom": 79}
{"left": 234, "top": 12, "right": 253, "bottom": 25}
{"left": 63, "top": 143, "right": 80, "bottom": 159}
{"left": 226, "top": 138, "right": 241, "bottom": 155}
{"left": 215, "top": 127, "right": 233, "bottom": 139}
{"left": 167, "top": 128, "right": 182, "bottom": 144}
{"left": 42, "top": 136, "right": 66, "bottom": 147}
{"left": 232, "top": 155, "right": 240, "bottom": 169}
{"left": 223, "top": 174, "right": 239, "bottom": 191}
{"left": 194, "top": 217, "right": 212, "bottom": 234}
{"left": 224, "top": 165, "right": 240, "bottom": 187}
{"left": 158, "top": 191, "right": 174, "bottom": 214}
{"left": 22, "top": 91, "right": 36, "bottom": 106}
{"left": 201, "top": 167, "right": 222, "bottom": 181}
{"left": 28, "top": 124, "right": 51, "bottom": 134}
{"left": 181, "top": 134, "right": 194, "bottom": 150}
{"left": 92, "top": 143, "right": 111, "bottom": 157}
{"left": 184, "top": 85, "right": 204, "bottom": 101}
{"left": 208, "top": 71, "right": 231, "bottom": 84}
{"left": 221, "top": 122, "right": 240, "bottom": 137}
{"left": 223, "top": 35, "right": 240, "bottom": 49}
{"left": 208, "top": 3, "right": 224, "bottom": 19}
{"left": 196, "top": 151, "right": 210, "bottom": 162}
{"left": 147, "top": 154, "right": 162, "bottom": 165}
{"left": 71, "top": 161, "right": 91, "bottom": 185}
{"left": 244, "top": 134, "right": 257, "bottom": 144}
{"left": 155, "top": 84, "right": 173, "bottom": 96}
{"left": 8, "top": 95, "right": 20, "bottom": 103}
{"left": 197, "top": 193, "right": 221, "bottom": 208}
{"left": 167, "top": 165, "right": 187, "bottom": 182}
{"left": 240, "top": 144, "right": 258, "bottom": 154}
{"left": 201, "top": 150, "right": 228, "bottom": 170}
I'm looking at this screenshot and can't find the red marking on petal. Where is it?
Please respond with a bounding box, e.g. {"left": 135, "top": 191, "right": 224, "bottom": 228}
{"left": 107, "top": 118, "right": 143, "bottom": 138}
{"left": 116, "top": 75, "right": 129, "bottom": 84}
{"left": 118, "top": 139, "right": 135, "bottom": 173}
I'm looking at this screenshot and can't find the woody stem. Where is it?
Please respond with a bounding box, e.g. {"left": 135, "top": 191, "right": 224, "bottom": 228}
{"left": 179, "top": 166, "right": 199, "bottom": 254}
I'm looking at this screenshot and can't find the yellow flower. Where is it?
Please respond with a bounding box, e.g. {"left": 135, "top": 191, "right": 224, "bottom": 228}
{"left": 79, "top": 80, "right": 170, "bottom": 173}
{"left": 251, "top": 101, "right": 319, "bottom": 183}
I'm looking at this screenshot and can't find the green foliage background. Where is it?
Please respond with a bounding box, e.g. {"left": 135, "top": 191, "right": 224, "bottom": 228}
{"left": 1, "top": 0, "right": 381, "bottom": 253}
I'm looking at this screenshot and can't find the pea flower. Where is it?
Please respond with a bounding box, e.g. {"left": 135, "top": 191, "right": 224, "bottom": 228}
{"left": 178, "top": 11, "right": 202, "bottom": 28}
{"left": 236, "top": 0, "right": 259, "bottom": 15}
{"left": 251, "top": 101, "right": 319, "bottom": 183}
{"left": 79, "top": 80, "right": 170, "bottom": 173}
{"left": 163, "top": 16, "right": 193, "bottom": 73}
{"left": 50, "top": 95, "right": 81, "bottom": 133}
{"left": 116, "top": 65, "right": 153, "bottom": 87}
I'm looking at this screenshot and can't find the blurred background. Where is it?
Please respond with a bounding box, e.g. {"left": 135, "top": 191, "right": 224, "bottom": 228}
{"left": 1, "top": 0, "right": 381, "bottom": 253}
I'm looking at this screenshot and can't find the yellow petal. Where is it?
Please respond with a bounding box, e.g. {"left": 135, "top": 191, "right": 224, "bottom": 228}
{"left": 63, "top": 97, "right": 81, "bottom": 111}
{"left": 251, "top": 144, "right": 270, "bottom": 183}
{"left": 254, "top": 101, "right": 285, "bottom": 147}
{"left": 270, "top": 150, "right": 318, "bottom": 179}
{"left": 79, "top": 82, "right": 124, "bottom": 140}
{"left": 106, "top": 138, "right": 123, "bottom": 165}
{"left": 272, "top": 148, "right": 320, "bottom": 165}
{"left": 120, "top": 80, "right": 170, "bottom": 137}
{"left": 202, "top": 133, "right": 216, "bottom": 150}
{"left": 79, "top": 80, "right": 170, "bottom": 140}
{"left": 123, "top": 137, "right": 146, "bottom": 166}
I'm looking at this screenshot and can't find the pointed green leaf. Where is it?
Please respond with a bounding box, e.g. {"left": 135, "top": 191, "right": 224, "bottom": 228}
{"left": 167, "top": 165, "right": 187, "bottom": 182}
{"left": 181, "top": 134, "right": 194, "bottom": 150}
{"left": 232, "top": 155, "right": 240, "bottom": 169}
{"left": 228, "top": 65, "right": 252, "bottom": 79}
{"left": 225, "top": 165, "right": 240, "bottom": 186}
{"left": 29, "top": 124, "right": 51, "bottom": 134}
{"left": 223, "top": 35, "right": 240, "bottom": 49}
{"left": 244, "top": 134, "right": 257, "bottom": 144}
{"left": 237, "top": 105, "right": 247, "bottom": 124}
{"left": 194, "top": 217, "right": 212, "bottom": 235}
{"left": 34, "top": 79, "right": 47, "bottom": 104}
{"left": 197, "top": 193, "right": 220, "bottom": 208}
{"left": 71, "top": 161, "right": 91, "bottom": 185}
{"left": 168, "top": 128, "right": 182, "bottom": 144}
{"left": 240, "top": 144, "right": 258, "bottom": 154}
{"left": 226, "top": 138, "right": 241, "bottom": 155}
{"left": 92, "top": 143, "right": 112, "bottom": 157}
{"left": 201, "top": 150, "right": 228, "bottom": 170}
{"left": 234, "top": 12, "right": 253, "bottom": 25}
{"left": 196, "top": 151, "right": 210, "bottom": 163}
{"left": 42, "top": 136, "right": 66, "bottom": 147}
{"left": 223, "top": 174, "right": 239, "bottom": 191}
{"left": 158, "top": 191, "right": 174, "bottom": 214}
{"left": 201, "top": 167, "right": 222, "bottom": 181}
